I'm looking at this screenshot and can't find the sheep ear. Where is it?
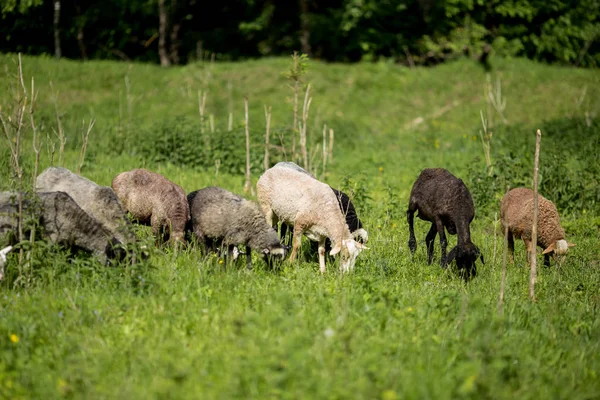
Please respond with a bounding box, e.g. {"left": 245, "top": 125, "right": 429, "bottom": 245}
{"left": 542, "top": 243, "right": 556, "bottom": 254}
{"left": 479, "top": 253, "right": 485, "bottom": 264}
{"left": 568, "top": 242, "right": 576, "bottom": 248}
{"left": 329, "top": 242, "right": 341, "bottom": 256}
{"left": 355, "top": 241, "right": 369, "bottom": 250}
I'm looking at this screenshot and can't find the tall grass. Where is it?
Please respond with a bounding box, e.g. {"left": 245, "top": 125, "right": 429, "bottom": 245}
{"left": 0, "top": 53, "right": 599, "bottom": 399}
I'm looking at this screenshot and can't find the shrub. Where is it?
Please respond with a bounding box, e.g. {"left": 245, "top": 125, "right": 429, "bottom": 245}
{"left": 468, "top": 117, "right": 600, "bottom": 217}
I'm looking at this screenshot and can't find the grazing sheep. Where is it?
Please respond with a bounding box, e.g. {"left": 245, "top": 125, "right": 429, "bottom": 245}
{"left": 0, "top": 191, "right": 125, "bottom": 267}
{"left": 273, "top": 162, "right": 369, "bottom": 246}
{"left": 257, "top": 166, "right": 367, "bottom": 273}
{"left": 36, "top": 167, "right": 135, "bottom": 246}
{"left": 112, "top": 168, "right": 190, "bottom": 246}
{"left": 407, "top": 168, "right": 483, "bottom": 278}
{"left": 187, "top": 186, "right": 287, "bottom": 268}
{"left": 500, "top": 187, "right": 575, "bottom": 266}
{"left": 0, "top": 246, "right": 12, "bottom": 281}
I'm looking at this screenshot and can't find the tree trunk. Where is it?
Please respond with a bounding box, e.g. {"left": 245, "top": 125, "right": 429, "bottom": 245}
{"left": 298, "top": 0, "right": 311, "bottom": 56}
{"left": 53, "top": 0, "right": 61, "bottom": 59}
{"left": 75, "top": 5, "right": 88, "bottom": 60}
{"left": 158, "top": 0, "right": 171, "bottom": 67}
{"left": 168, "top": 0, "right": 181, "bottom": 64}
{"left": 169, "top": 22, "right": 181, "bottom": 64}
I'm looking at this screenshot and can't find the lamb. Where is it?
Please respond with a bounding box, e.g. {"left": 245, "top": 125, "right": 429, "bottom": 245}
{"left": 407, "top": 168, "right": 483, "bottom": 278}
{"left": 187, "top": 186, "right": 287, "bottom": 268}
{"left": 273, "top": 162, "right": 368, "bottom": 245}
{"left": 0, "top": 191, "right": 125, "bottom": 269}
{"left": 36, "top": 167, "right": 135, "bottom": 246}
{"left": 112, "top": 168, "right": 190, "bottom": 246}
{"left": 500, "top": 187, "right": 575, "bottom": 266}
{"left": 257, "top": 165, "right": 367, "bottom": 273}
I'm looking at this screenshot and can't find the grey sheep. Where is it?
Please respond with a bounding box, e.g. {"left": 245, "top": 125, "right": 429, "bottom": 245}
{"left": 0, "top": 191, "right": 125, "bottom": 273}
{"left": 257, "top": 165, "right": 367, "bottom": 274}
{"left": 500, "top": 187, "right": 575, "bottom": 266}
{"left": 187, "top": 186, "right": 287, "bottom": 268}
{"left": 36, "top": 167, "right": 135, "bottom": 246}
{"left": 407, "top": 168, "right": 483, "bottom": 279}
{"left": 112, "top": 168, "right": 190, "bottom": 246}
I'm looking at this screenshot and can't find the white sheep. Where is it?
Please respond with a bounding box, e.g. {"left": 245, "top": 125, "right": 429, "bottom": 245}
{"left": 500, "top": 187, "right": 575, "bottom": 266}
{"left": 257, "top": 165, "right": 367, "bottom": 273}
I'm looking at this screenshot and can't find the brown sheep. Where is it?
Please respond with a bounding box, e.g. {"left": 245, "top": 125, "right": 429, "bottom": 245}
{"left": 112, "top": 169, "right": 190, "bottom": 246}
{"left": 500, "top": 187, "right": 575, "bottom": 266}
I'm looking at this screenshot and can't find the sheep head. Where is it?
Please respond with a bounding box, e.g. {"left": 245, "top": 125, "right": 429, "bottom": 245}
{"left": 447, "top": 242, "right": 483, "bottom": 280}
{"left": 542, "top": 239, "right": 575, "bottom": 265}
{"left": 331, "top": 239, "right": 368, "bottom": 273}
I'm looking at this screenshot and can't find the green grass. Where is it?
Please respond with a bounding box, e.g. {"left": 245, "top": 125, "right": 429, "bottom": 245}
{"left": 0, "top": 53, "right": 599, "bottom": 399}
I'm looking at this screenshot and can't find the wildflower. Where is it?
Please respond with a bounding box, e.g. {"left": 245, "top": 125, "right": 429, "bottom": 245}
{"left": 378, "top": 166, "right": 383, "bottom": 172}
{"left": 9, "top": 334, "right": 19, "bottom": 343}
{"left": 324, "top": 328, "right": 335, "bottom": 338}
{"left": 218, "top": 259, "right": 224, "bottom": 265}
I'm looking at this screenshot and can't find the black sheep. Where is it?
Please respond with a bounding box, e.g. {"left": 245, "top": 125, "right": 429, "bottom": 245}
{"left": 406, "top": 168, "right": 483, "bottom": 279}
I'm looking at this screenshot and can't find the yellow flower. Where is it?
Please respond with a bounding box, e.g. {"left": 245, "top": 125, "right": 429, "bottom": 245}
{"left": 378, "top": 166, "right": 383, "bottom": 172}
{"left": 9, "top": 334, "right": 19, "bottom": 343}
{"left": 218, "top": 259, "right": 224, "bottom": 265}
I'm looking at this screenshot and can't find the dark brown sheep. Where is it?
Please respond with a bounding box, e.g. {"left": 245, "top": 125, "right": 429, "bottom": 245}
{"left": 406, "top": 168, "right": 483, "bottom": 279}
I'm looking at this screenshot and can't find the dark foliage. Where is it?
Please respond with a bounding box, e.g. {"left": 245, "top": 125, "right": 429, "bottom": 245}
{"left": 0, "top": 0, "right": 597, "bottom": 67}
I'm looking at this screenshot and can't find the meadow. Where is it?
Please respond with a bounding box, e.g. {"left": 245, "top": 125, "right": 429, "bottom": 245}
{"left": 0, "top": 53, "right": 599, "bottom": 399}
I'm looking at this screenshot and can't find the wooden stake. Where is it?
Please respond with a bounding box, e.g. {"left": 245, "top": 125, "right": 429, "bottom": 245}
{"left": 530, "top": 129, "right": 542, "bottom": 300}
{"left": 322, "top": 124, "right": 327, "bottom": 178}
{"left": 263, "top": 105, "right": 272, "bottom": 172}
{"left": 300, "top": 83, "right": 312, "bottom": 170}
{"left": 498, "top": 224, "right": 509, "bottom": 315}
{"left": 328, "top": 128, "right": 334, "bottom": 163}
{"left": 244, "top": 96, "right": 252, "bottom": 193}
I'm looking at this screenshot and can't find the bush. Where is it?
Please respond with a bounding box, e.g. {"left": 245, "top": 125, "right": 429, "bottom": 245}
{"left": 127, "top": 117, "right": 267, "bottom": 175}
{"left": 468, "top": 117, "right": 600, "bottom": 217}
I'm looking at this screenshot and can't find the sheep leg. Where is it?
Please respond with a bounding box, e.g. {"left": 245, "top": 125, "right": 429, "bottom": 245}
{"left": 543, "top": 253, "right": 551, "bottom": 267}
{"left": 289, "top": 224, "right": 304, "bottom": 263}
{"left": 435, "top": 219, "right": 448, "bottom": 268}
{"left": 507, "top": 230, "right": 515, "bottom": 263}
{"left": 407, "top": 209, "right": 417, "bottom": 254}
{"left": 425, "top": 223, "right": 437, "bottom": 265}
{"left": 523, "top": 239, "right": 533, "bottom": 266}
{"left": 318, "top": 237, "right": 327, "bottom": 274}
{"left": 246, "top": 247, "right": 253, "bottom": 270}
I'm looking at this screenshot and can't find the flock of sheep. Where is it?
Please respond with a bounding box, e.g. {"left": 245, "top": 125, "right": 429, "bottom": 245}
{"left": 0, "top": 161, "right": 575, "bottom": 281}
